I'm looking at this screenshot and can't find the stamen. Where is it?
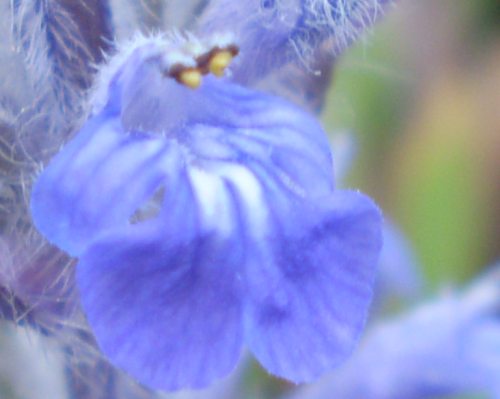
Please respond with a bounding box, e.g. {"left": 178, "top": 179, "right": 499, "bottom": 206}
{"left": 178, "top": 69, "right": 202, "bottom": 89}
{"left": 164, "top": 42, "right": 239, "bottom": 88}
{"left": 208, "top": 50, "right": 234, "bottom": 77}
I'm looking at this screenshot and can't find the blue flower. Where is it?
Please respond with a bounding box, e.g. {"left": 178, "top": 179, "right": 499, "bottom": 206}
{"left": 287, "top": 266, "right": 500, "bottom": 399}
{"left": 27, "top": 0, "right": 388, "bottom": 392}
{"left": 376, "top": 220, "right": 422, "bottom": 303}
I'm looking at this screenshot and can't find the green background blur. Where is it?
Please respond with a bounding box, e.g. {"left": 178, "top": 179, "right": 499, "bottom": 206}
{"left": 324, "top": 0, "right": 500, "bottom": 290}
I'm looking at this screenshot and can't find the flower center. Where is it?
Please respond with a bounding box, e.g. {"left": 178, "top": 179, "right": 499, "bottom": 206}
{"left": 166, "top": 45, "right": 239, "bottom": 89}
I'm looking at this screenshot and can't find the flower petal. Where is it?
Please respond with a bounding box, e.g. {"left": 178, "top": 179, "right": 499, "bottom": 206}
{"left": 244, "top": 190, "right": 382, "bottom": 382}
{"left": 76, "top": 176, "right": 245, "bottom": 390}
{"left": 376, "top": 220, "right": 422, "bottom": 303}
{"left": 186, "top": 77, "right": 335, "bottom": 199}
{"left": 31, "top": 111, "right": 182, "bottom": 256}
{"left": 31, "top": 71, "right": 334, "bottom": 256}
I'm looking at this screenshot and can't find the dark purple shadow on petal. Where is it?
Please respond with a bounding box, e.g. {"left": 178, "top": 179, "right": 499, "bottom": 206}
{"left": 244, "top": 190, "right": 382, "bottom": 383}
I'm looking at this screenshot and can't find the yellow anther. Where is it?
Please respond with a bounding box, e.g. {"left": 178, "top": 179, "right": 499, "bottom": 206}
{"left": 208, "top": 50, "right": 234, "bottom": 77}
{"left": 178, "top": 69, "right": 202, "bottom": 89}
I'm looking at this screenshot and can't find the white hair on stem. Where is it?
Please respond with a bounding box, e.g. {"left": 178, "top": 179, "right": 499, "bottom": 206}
{"left": 291, "top": 0, "right": 390, "bottom": 63}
